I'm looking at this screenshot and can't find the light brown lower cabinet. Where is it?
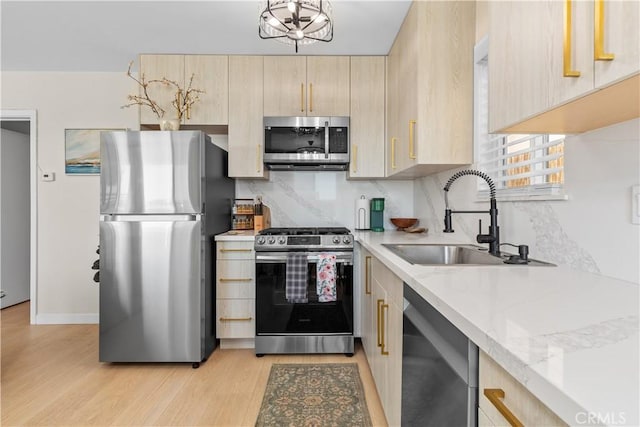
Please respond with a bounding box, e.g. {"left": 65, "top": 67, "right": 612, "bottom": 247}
{"left": 479, "top": 350, "right": 568, "bottom": 427}
{"left": 361, "top": 249, "right": 403, "bottom": 426}
{"left": 215, "top": 240, "right": 256, "bottom": 349}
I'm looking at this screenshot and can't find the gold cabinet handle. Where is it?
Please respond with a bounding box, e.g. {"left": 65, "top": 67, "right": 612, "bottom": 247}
{"left": 219, "top": 278, "right": 252, "bottom": 282}
{"left": 256, "top": 144, "right": 261, "bottom": 173}
{"left": 352, "top": 144, "right": 358, "bottom": 173}
{"left": 309, "top": 83, "right": 313, "bottom": 112}
{"left": 219, "top": 317, "right": 252, "bottom": 322}
{"left": 409, "top": 120, "right": 416, "bottom": 160}
{"left": 364, "top": 256, "right": 371, "bottom": 295}
{"left": 301, "top": 82, "right": 305, "bottom": 112}
{"left": 376, "top": 299, "right": 384, "bottom": 347}
{"left": 563, "top": 0, "right": 581, "bottom": 77}
{"left": 391, "top": 137, "right": 397, "bottom": 169}
{"left": 483, "top": 389, "right": 524, "bottom": 427}
{"left": 380, "top": 302, "right": 389, "bottom": 356}
{"left": 594, "top": 0, "right": 615, "bottom": 61}
{"left": 220, "top": 249, "right": 252, "bottom": 253}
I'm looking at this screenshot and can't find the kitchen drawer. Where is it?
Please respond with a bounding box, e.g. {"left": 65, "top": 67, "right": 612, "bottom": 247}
{"left": 371, "top": 257, "right": 403, "bottom": 308}
{"left": 216, "top": 299, "right": 255, "bottom": 339}
{"left": 216, "top": 241, "right": 255, "bottom": 260}
{"left": 216, "top": 260, "right": 255, "bottom": 299}
{"left": 479, "top": 350, "right": 567, "bottom": 427}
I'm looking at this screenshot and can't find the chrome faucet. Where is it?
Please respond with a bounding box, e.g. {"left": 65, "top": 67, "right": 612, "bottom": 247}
{"left": 443, "top": 170, "right": 500, "bottom": 256}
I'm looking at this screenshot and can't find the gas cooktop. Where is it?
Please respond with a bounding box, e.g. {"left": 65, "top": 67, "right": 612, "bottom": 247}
{"left": 257, "top": 227, "right": 351, "bottom": 236}
{"left": 255, "top": 227, "right": 353, "bottom": 251}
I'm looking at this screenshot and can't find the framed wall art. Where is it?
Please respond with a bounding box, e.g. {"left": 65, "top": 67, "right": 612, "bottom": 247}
{"left": 65, "top": 128, "right": 124, "bottom": 175}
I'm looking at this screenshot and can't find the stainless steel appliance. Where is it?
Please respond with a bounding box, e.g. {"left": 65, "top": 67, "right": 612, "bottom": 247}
{"left": 402, "top": 284, "right": 478, "bottom": 426}
{"left": 254, "top": 227, "right": 354, "bottom": 355}
{"left": 263, "top": 116, "right": 349, "bottom": 170}
{"left": 99, "top": 131, "right": 235, "bottom": 367}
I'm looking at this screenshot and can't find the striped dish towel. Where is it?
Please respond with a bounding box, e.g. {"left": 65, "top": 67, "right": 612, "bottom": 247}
{"left": 286, "top": 253, "right": 308, "bottom": 303}
{"left": 317, "top": 253, "right": 337, "bottom": 302}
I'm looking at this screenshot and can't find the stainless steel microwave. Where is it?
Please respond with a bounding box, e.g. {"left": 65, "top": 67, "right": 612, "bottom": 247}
{"left": 263, "top": 116, "right": 349, "bottom": 171}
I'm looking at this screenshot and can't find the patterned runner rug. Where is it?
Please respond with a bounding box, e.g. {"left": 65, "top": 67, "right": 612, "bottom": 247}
{"left": 255, "top": 363, "right": 373, "bottom": 427}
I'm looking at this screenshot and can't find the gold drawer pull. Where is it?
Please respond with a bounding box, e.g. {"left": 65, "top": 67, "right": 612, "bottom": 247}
{"left": 364, "top": 256, "right": 371, "bottom": 295}
{"left": 219, "top": 278, "right": 252, "bottom": 282}
{"left": 220, "top": 248, "right": 252, "bottom": 253}
{"left": 594, "top": 0, "right": 614, "bottom": 61}
{"left": 376, "top": 299, "right": 384, "bottom": 347}
{"left": 391, "top": 137, "right": 397, "bottom": 169}
{"left": 563, "top": 0, "right": 581, "bottom": 77}
{"left": 219, "top": 317, "right": 252, "bottom": 322}
{"left": 409, "top": 120, "right": 416, "bottom": 159}
{"left": 484, "top": 389, "right": 524, "bottom": 427}
{"left": 352, "top": 144, "right": 358, "bottom": 173}
{"left": 380, "top": 302, "right": 389, "bottom": 356}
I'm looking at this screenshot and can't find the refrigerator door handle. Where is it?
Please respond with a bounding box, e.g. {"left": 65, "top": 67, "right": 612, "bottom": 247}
{"left": 101, "top": 214, "right": 201, "bottom": 222}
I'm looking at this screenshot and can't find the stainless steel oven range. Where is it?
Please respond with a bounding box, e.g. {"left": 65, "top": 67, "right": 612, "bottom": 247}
{"left": 254, "top": 227, "right": 354, "bottom": 356}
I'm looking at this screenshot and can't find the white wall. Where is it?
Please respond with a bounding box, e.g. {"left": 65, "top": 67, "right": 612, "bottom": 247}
{"left": 1, "top": 72, "right": 139, "bottom": 322}
{"left": 0, "top": 128, "right": 31, "bottom": 307}
{"left": 414, "top": 119, "right": 640, "bottom": 284}
{"left": 236, "top": 172, "right": 414, "bottom": 231}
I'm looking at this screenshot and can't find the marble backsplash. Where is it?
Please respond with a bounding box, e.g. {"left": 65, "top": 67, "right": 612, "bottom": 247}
{"left": 236, "top": 171, "right": 414, "bottom": 231}
{"left": 413, "top": 119, "right": 640, "bottom": 284}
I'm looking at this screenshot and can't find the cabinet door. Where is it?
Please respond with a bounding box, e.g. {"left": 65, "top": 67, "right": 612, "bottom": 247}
{"left": 386, "top": 52, "right": 399, "bottom": 175}
{"left": 228, "top": 56, "right": 268, "bottom": 179}
{"left": 263, "top": 56, "right": 307, "bottom": 116}
{"left": 479, "top": 350, "right": 568, "bottom": 427}
{"left": 594, "top": 0, "right": 640, "bottom": 87}
{"left": 385, "top": 300, "right": 403, "bottom": 427}
{"left": 349, "top": 56, "right": 385, "bottom": 178}
{"left": 394, "top": 2, "right": 418, "bottom": 174}
{"left": 371, "top": 278, "right": 389, "bottom": 419}
{"left": 139, "top": 54, "right": 185, "bottom": 125}
{"left": 360, "top": 250, "right": 375, "bottom": 360}
{"left": 184, "top": 55, "right": 228, "bottom": 125}
{"left": 488, "top": 1, "right": 593, "bottom": 132}
{"left": 306, "top": 56, "right": 350, "bottom": 116}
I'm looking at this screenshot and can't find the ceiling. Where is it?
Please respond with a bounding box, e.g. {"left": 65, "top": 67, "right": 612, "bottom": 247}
{"left": 1, "top": 0, "right": 412, "bottom": 72}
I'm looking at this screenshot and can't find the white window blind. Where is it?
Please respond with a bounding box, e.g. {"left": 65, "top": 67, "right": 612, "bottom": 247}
{"left": 474, "top": 45, "right": 565, "bottom": 200}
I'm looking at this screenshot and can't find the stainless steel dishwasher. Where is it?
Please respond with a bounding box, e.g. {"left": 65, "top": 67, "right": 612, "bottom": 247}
{"left": 402, "top": 284, "right": 478, "bottom": 426}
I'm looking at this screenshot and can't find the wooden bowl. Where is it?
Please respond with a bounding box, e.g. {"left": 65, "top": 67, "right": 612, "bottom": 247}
{"left": 390, "top": 218, "right": 418, "bottom": 230}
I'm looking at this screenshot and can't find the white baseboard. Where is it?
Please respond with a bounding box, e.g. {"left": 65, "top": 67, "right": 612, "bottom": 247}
{"left": 36, "top": 313, "right": 99, "bottom": 324}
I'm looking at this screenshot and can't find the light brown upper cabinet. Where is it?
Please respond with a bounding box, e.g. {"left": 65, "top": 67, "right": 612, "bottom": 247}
{"left": 139, "top": 54, "right": 229, "bottom": 126}
{"left": 349, "top": 56, "right": 386, "bottom": 179}
{"left": 489, "top": 0, "right": 639, "bottom": 134}
{"left": 386, "top": 1, "right": 475, "bottom": 178}
{"left": 263, "top": 56, "right": 350, "bottom": 117}
{"left": 228, "top": 56, "right": 268, "bottom": 179}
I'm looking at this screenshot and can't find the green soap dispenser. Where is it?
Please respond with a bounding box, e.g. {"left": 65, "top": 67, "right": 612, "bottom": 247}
{"left": 370, "top": 198, "right": 385, "bottom": 232}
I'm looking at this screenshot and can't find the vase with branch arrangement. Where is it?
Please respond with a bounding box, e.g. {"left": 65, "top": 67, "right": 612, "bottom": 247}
{"left": 121, "top": 61, "right": 205, "bottom": 130}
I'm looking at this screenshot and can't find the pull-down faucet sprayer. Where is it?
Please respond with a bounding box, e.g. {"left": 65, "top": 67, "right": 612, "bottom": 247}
{"left": 443, "top": 169, "right": 500, "bottom": 256}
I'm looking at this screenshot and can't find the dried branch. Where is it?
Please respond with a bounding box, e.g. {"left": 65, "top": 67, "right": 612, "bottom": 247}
{"left": 121, "top": 61, "right": 166, "bottom": 119}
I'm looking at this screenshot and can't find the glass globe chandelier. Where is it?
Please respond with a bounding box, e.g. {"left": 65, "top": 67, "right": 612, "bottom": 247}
{"left": 258, "top": 0, "right": 333, "bottom": 53}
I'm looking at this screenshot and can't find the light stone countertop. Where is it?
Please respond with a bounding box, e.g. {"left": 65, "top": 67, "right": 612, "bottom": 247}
{"left": 354, "top": 230, "right": 639, "bottom": 427}
{"left": 214, "top": 230, "right": 257, "bottom": 241}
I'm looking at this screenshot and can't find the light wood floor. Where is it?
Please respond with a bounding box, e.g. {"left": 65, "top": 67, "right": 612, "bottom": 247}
{"left": 1, "top": 302, "right": 387, "bottom": 426}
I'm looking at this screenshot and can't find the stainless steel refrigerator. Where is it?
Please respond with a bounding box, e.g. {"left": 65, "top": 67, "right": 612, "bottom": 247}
{"left": 99, "top": 131, "right": 234, "bottom": 366}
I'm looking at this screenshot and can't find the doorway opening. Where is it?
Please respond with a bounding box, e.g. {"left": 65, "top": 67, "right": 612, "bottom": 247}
{"left": 0, "top": 110, "right": 37, "bottom": 323}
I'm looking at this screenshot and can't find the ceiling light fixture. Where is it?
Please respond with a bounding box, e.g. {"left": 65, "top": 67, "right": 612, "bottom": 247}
{"left": 259, "top": 0, "right": 333, "bottom": 53}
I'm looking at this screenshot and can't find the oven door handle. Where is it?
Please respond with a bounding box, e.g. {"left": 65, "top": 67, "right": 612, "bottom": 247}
{"left": 324, "top": 120, "right": 330, "bottom": 159}
{"left": 255, "top": 252, "right": 353, "bottom": 264}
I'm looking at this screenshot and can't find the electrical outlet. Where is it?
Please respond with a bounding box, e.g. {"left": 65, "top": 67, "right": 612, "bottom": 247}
{"left": 633, "top": 185, "right": 640, "bottom": 225}
{"left": 41, "top": 172, "right": 55, "bottom": 182}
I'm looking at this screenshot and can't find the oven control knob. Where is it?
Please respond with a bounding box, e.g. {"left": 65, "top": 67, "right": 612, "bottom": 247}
{"left": 332, "top": 236, "right": 341, "bottom": 244}
{"left": 256, "top": 237, "right": 266, "bottom": 245}
{"left": 278, "top": 237, "right": 286, "bottom": 244}
{"left": 268, "top": 237, "right": 276, "bottom": 244}
{"left": 343, "top": 236, "right": 351, "bottom": 244}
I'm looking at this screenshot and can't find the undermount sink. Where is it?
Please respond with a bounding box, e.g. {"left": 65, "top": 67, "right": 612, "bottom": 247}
{"left": 382, "top": 244, "right": 554, "bottom": 266}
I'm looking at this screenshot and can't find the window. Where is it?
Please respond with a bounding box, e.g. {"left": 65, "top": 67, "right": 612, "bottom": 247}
{"left": 474, "top": 38, "right": 566, "bottom": 200}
